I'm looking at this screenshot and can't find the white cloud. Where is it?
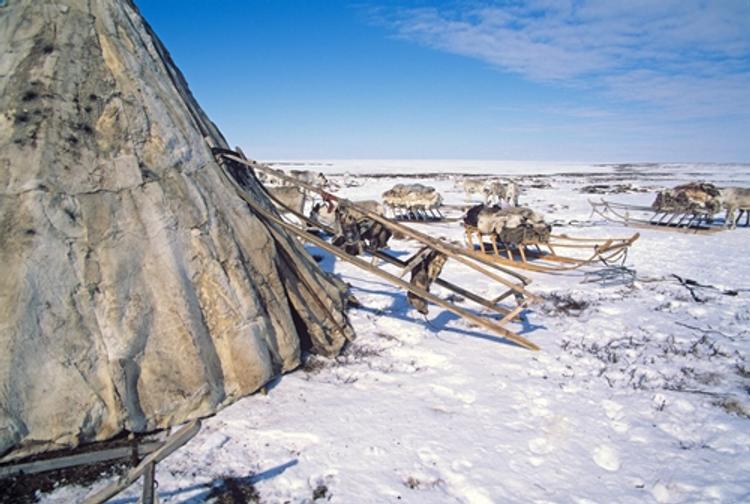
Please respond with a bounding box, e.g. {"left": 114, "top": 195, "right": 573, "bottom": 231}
{"left": 375, "top": 0, "right": 750, "bottom": 118}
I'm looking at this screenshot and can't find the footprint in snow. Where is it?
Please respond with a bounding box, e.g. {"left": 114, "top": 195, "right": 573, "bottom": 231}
{"left": 430, "top": 384, "right": 476, "bottom": 405}
{"left": 601, "top": 399, "right": 623, "bottom": 419}
{"left": 651, "top": 482, "right": 672, "bottom": 503}
{"left": 526, "top": 396, "right": 552, "bottom": 419}
{"left": 365, "top": 445, "right": 386, "bottom": 457}
{"left": 610, "top": 420, "right": 629, "bottom": 434}
{"left": 417, "top": 445, "right": 440, "bottom": 465}
{"left": 390, "top": 346, "right": 449, "bottom": 369}
{"left": 597, "top": 306, "right": 621, "bottom": 315}
{"left": 592, "top": 445, "right": 621, "bottom": 472}
{"left": 376, "top": 318, "right": 425, "bottom": 344}
{"left": 601, "top": 399, "right": 629, "bottom": 433}
{"left": 528, "top": 456, "right": 545, "bottom": 467}
{"left": 450, "top": 459, "right": 473, "bottom": 472}
{"left": 528, "top": 437, "right": 554, "bottom": 455}
{"left": 526, "top": 437, "right": 553, "bottom": 467}
{"left": 417, "top": 459, "right": 493, "bottom": 504}
{"left": 254, "top": 429, "right": 321, "bottom": 447}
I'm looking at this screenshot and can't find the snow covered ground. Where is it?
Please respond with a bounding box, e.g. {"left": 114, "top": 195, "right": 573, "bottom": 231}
{"left": 41, "top": 161, "right": 750, "bottom": 503}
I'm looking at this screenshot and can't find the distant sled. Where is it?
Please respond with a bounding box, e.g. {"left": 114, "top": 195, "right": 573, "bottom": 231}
{"left": 588, "top": 182, "right": 750, "bottom": 233}
{"left": 589, "top": 199, "right": 727, "bottom": 234}
{"left": 382, "top": 183, "right": 447, "bottom": 222}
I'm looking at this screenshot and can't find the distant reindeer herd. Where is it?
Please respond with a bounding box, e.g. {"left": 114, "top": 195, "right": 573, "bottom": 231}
{"left": 253, "top": 164, "right": 748, "bottom": 232}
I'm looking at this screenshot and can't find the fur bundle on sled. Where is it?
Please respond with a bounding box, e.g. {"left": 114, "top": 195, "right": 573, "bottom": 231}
{"left": 652, "top": 183, "right": 722, "bottom": 214}
{"left": 464, "top": 205, "right": 551, "bottom": 245}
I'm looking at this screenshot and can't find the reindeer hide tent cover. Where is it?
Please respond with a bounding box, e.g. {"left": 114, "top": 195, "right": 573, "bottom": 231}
{"left": 0, "top": 0, "right": 353, "bottom": 462}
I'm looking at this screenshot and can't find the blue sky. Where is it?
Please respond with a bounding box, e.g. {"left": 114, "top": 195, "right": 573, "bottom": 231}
{"left": 137, "top": 1, "right": 750, "bottom": 162}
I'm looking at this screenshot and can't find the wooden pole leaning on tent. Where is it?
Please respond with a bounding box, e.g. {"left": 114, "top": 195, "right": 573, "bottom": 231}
{"left": 213, "top": 152, "right": 538, "bottom": 351}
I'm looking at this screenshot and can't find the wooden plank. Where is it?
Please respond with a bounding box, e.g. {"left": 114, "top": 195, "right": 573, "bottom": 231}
{"left": 551, "top": 233, "right": 639, "bottom": 243}
{"left": 492, "top": 289, "right": 516, "bottom": 305}
{"left": 498, "top": 302, "right": 528, "bottom": 327}
{"left": 216, "top": 167, "right": 538, "bottom": 350}
{"left": 463, "top": 241, "right": 584, "bottom": 273}
{"left": 0, "top": 442, "right": 163, "bottom": 479}
{"left": 142, "top": 462, "right": 156, "bottom": 504}
{"left": 82, "top": 420, "right": 201, "bottom": 504}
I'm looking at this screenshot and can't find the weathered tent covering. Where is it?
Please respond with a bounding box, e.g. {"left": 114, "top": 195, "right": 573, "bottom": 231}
{"left": 0, "top": 0, "right": 353, "bottom": 461}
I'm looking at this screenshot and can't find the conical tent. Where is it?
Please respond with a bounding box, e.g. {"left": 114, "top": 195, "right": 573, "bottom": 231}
{"left": 0, "top": 0, "right": 353, "bottom": 461}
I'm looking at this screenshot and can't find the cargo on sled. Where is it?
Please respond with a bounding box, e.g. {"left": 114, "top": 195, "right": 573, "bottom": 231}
{"left": 462, "top": 205, "right": 639, "bottom": 273}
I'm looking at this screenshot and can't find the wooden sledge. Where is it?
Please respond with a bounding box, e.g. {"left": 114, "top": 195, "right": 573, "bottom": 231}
{"left": 463, "top": 226, "right": 640, "bottom": 273}
{"left": 213, "top": 149, "right": 540, "bottom": 351}
{"left": 589, "top": 198, "right": 726, "bottom": 234}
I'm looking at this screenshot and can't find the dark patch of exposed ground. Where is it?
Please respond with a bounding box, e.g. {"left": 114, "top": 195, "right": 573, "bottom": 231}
{"left": 0, "top": 431, "right": 164, "bottom": 503}
{"left": 0, "top": 460, "right": 128, "bottom": 504}
{"left": 207, "top": 476, "right": 263, "bottom": 503}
